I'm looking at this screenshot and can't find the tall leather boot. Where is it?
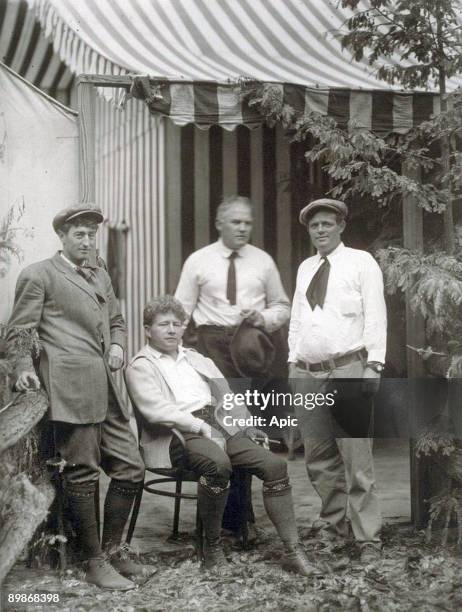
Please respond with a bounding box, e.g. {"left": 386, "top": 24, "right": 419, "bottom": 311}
{"left": 263, "top": 477, "right": 322, "bottom": 577}
{"left": 65, "top": 482, "right": 135, "bottom": 591}
{"left": 198, "top": 476, "right": 229, "bottom": 571}
{"left": 102, "top": 479, "right": 156, "bottom": 581}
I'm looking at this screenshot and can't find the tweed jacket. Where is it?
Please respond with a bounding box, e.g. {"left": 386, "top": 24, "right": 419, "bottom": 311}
{"left": 7, "top": 252, "right": 128, "bottom": 424}
{"left": 125, "top": 345, "right": 252, "bottom": 468}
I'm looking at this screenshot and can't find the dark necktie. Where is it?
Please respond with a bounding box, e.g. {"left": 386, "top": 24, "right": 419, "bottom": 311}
{"left": 306, "top": 256, "right": 330, "bottom": 310}
{"left": 76, "top": 266, "right": 94, "bottom": 283}
{"left": 226, "top": 251, "right": 238, "bottom": 305}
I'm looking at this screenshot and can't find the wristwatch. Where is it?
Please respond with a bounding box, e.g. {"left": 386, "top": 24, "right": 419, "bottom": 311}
{"left": 366, "top": 361, "right": 384, "bottom": 374}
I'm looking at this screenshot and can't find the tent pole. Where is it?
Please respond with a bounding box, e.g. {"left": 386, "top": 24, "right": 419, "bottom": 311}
{"left": 402, "top": 161, "right": 427, "bottom": 527}
{"left": 77, "top": 81, "right": 96, "bottom": 203}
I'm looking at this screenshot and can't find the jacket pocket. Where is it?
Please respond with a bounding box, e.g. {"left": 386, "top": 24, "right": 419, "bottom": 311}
{"left": 48, "top": 354, "right": 107, "bottom": 422}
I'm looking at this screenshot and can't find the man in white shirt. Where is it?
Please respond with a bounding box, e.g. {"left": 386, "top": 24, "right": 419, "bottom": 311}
{"left": 175, "top": 195, "right": 290, "bottom": 378}
{"left": 288, "top": 198, "right": 387, "bottom": 563}
{"left": 125, "top": 295, "right": 320, "bottom": 577}
{"left": 175, "top": 195, "right": 290, "bottom": 534}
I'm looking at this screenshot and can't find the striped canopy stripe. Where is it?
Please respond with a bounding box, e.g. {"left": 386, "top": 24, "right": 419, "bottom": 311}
{"left": 131, "top": 77, "right": 439, "bottom": 133}
{"left": 0, "top": 0, "right": 73, "bottom": 104}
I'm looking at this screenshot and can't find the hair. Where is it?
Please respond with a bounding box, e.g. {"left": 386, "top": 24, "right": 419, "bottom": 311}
{"left": 143, "top": 295, "right": 188, "bottom": 327}
{"left": 215, "top": 195, "right": 254, "bottom": 223}
{"left": 59, "top": 215, "right": 100, "bottom": 235}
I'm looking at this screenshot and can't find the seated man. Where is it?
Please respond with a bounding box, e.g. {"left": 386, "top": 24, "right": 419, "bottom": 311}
{"left": 125, "top": 296, "right": 319, "bottom": 576}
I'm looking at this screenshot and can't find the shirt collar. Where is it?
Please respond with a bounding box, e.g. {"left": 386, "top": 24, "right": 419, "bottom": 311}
{"left": 315, "top": 241, "right": 345, "bottom": 263}
{"left": 145, "top": 343, "right": 185, "bottom": 362}
{"left": 217, "top": 238, "right": 247, "bottom": 258}
{"left": 60, "top": 251, "right": 80, "bottom": 270}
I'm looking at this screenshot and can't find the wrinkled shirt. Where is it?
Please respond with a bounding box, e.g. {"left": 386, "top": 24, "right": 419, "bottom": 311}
{"left": 146, "top": 345, "right": 212, "bottom": 414}
{"left": 288, "top": 243, "right": 387, "bottom": 364}
{"left": 175, "top": 239, "right": 290, "bottom": 332}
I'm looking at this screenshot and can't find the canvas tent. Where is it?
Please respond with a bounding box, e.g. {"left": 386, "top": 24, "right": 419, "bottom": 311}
{"left": 0, "top": 61, "right": 78, "bottom": 323}
{"left": 2, "top": 0, "right": 460, "bottom": 524}
{"left": 4, "top": 0, "right": 457, "bottom": 361}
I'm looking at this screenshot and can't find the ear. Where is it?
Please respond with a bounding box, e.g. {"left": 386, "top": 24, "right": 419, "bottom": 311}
{"left": 338, "top": 219, "right": 346, "bottom": 234}
{"left": 144, "top": 325, "right": 151, "bottom": 339}
{"left": 215, "top": 218, "right": 222, "bottom": 234}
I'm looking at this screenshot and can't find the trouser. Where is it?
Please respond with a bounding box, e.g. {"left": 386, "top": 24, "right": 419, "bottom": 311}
{"left": 170, "top": 433, "right": 300, "bottom": 548}
{"left": 49, "top": 387, "right": 145, "bottom": 559}
{"left": 197, "top": 325, "right": 255, "bottom": 530}
{"left": 291, "top": 359, "right": 382, "bottom": 544}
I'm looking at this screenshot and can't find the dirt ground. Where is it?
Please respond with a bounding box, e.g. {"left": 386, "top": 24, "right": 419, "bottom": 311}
{"left": 3, "top": 439, "right": 436, "bottom": 612}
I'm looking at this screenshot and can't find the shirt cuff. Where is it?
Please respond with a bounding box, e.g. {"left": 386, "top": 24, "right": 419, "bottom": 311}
{"left": 366, "top": 350, "right": 385, "bottom": 363}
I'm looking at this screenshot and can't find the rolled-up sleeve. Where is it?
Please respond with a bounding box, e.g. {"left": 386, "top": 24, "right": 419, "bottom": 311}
{"left": 261, "top": 259, "right": 291, "bottom": 333}
{"left": 361, "top": 255, "right": 387, "bottom": 363}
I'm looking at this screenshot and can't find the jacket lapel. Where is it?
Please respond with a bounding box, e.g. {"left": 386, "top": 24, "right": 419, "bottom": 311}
{"left": 51, "top": 252, "right": 100, "bottom": 305}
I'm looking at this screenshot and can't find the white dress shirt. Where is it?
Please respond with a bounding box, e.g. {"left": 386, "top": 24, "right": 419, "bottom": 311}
{"left": 145, "top": 345, "right": 212, "bottom": 414}
{"left": 288, "top": 242, "right": 387, "bottom": 364}
{"left": 175, "top": 239, "right": 290, "bottom": 332}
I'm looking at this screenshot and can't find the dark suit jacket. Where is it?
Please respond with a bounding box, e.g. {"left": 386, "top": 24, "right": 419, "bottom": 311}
{"left": 7, "top": 252, "right": 128, "bottom": 424}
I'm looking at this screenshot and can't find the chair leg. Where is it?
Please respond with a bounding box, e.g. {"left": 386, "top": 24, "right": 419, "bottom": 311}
{"left": 126, "top": 484, "right": 144, "bottom": 545}
{"left": 94, "top": 480, "right": 101, "bottom": 542}
{"left": 172, "top": 478, "right": 183, "bottom": 539}
{"left": 195, "top": 502, "right": 203, "bottom": 562}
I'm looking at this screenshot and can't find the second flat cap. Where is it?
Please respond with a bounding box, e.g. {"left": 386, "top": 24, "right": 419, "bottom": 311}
{"left": 299, "top": 198, "right": 348, "bottom": 226}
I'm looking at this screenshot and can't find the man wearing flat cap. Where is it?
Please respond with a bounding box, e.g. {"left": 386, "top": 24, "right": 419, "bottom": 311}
{"left": 7, "top": 205, "right": 151, "bottom": 590}
{"left": 289, "top": 198, "right": 387, "bottom": 563}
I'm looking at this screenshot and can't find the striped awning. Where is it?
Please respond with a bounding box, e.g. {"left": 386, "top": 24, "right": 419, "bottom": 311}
{"left": 0, "top": 0, "right": 74, "bottom": 103}
{"left": 24, "top": 0, "right": 462, "bottom": 130}
{"left": 131, "top": 76, "right": 441, "bottom": 133}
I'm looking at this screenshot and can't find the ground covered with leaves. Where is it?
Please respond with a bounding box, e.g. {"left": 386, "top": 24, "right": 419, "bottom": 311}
{"left": 4, "top": 524, "right": 462, "bottom": 612}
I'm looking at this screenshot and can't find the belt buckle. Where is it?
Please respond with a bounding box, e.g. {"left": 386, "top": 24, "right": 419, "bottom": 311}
{"left": 320, "top": 358, "right": 336, "bottom": 371}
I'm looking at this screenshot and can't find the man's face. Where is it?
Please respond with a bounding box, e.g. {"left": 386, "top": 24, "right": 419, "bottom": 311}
{"left": 308, "top": 210, "right": 345, "bottom": 255}
{"left": 58, "top": 224, "right": 97, "bottom": 265}
{"left": 145, "top": 311, "right": 183, "bottom": 356}
{"left": 216, "top": 203, "right": 253, "bottom": 250}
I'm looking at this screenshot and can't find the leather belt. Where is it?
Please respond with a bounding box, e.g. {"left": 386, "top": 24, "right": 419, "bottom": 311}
{"left": 198, "top": 325, "right": 237, "bottom": 334}
{"left": 296, "top": 348, "right": 367, "bottom": 373}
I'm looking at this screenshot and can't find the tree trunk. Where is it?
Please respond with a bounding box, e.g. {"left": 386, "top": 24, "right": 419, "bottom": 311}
{"left": 0, "top": 476, "right": 54, "bottom": 584}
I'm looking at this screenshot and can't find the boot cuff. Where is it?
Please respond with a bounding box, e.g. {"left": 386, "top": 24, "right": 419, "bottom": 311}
{"left": 199, "top": 476, "right": 229, "bottom": 497}
{"left": 263, "top": 476, "right": 291, "bottom": 497}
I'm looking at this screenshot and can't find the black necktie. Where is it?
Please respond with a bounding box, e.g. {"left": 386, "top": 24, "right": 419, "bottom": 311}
{"left": 226, "top": 251, "right": 238, "bottom": 305}
{"left": 306, "top": 256, "right": 330, "bottom": 310}
{"left": 76, "top": 266, "right": 94, "bottom": 283}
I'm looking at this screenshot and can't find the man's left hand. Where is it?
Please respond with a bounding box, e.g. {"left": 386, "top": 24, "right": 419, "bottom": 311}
{"left": 361, "top": 367, "right": 381, "bottom": 397}
{"left": 245, "top": 427, "right": 269, "bottom": 449}
{"left": 108, "top": 344, "right": 124, "bottom": 371}
{"left": 240, "top": 309, "right": 265, "bottom": 328}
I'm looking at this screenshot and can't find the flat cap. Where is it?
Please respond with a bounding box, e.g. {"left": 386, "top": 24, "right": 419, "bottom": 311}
{"left": 53, "top": 204, "right": 104, "bottom": 233}
{"left": 299, "top": 198, "right": 348, "bottom": 226}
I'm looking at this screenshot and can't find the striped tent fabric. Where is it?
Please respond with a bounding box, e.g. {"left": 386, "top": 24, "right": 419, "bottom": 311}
{"left": 0, "top": 0, "right": 73, "bottom": 104}
{"left": 26, "top": 0, "right": 462, "bottom": 113}
{"left": 131, "top": 77, "right": 441, "bottom": 134}
{"left": 95, "top": 95, "right": 165, "bottom": 359}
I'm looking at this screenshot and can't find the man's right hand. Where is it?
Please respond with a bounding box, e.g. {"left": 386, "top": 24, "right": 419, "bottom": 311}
{"left": 15, "top": 370, "right": 41, "bottom": 391}
{"left": 199, "top": 422, "right": 213, "bottom": 439}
